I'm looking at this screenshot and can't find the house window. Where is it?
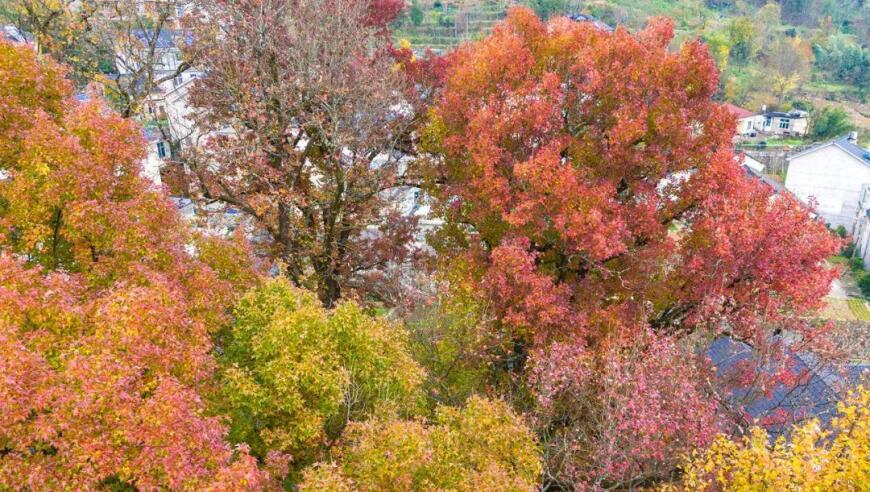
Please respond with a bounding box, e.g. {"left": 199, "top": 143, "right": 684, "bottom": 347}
{"left": 747, "top": 120, "right": 753, "bottom": 129}
{"left": 779, "top": 119, "right": 790, "bottom": 129}
{"left": 157, "top": 142, "right": 167, "bottom": 158}
{"left": 764, "top": 116, "right": 772, "bottom": 127}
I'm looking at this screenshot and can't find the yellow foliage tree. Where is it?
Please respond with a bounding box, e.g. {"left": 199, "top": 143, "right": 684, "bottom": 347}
{"left": 216, "top": 278, "right": 427, "bottom": 479}
{"left": 299, "top": 396, "right": 543, "bottom": 492}
{"left": 674, "top": 384, "right": 869, "bottom": 490}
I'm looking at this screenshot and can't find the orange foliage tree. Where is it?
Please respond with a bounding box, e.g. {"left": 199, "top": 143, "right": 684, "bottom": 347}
{"left": 0, "top": 40, "right": 271, "bottom": 489}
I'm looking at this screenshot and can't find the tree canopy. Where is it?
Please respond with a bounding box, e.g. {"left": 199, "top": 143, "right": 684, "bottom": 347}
{"left": 0, "top": 4, "right": 861, "bottom": 491}
{"left": 0, "top": 40, "right": 269, "bottom": 489}
{"left": 425, "top": 8, "right": 840, "bottom": 487}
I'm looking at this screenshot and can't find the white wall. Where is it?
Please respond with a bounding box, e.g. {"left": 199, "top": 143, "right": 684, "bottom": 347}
{"left": 142, "top": 141, "right": 164, "bottom": 186}
{"left": 736, "top": 117, "right": 755, "bottom": 135}
{"left": 785, "top": 145, "right": 870, "bottom": 231}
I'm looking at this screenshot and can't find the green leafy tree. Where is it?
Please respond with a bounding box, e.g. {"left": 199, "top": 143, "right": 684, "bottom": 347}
{"left": 410, "top": 0, "right": 424, "bottom": 25}
{"left": 405, "top": 269, "right": 497, "bottom": 408}
{"left": 812, "top": 106, "right": 854, "bottom": 139}
{"left": 216, "top": 278, "right": 426, "bottom": 480}
{"left": 815, "top": 36, "right": 870, "bottom": 88}
{"left": 728, "top": 16, "right": 757, "bottom": 63}
{"left": 530, "top": 0, "right": 572, "bottom": 19}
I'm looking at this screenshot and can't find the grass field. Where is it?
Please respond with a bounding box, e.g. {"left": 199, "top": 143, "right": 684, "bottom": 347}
{"left": 848, "top": 298, "right": 870, "bottom": 322}
{"left": 819, "top": 298, "right": 858, "bottom": 321}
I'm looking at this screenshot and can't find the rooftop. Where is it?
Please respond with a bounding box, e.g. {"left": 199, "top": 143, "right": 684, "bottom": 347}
{"left": 725, "top": 103, "right": 756, "bottom": 120}
{"left": 708, "top": 336, "right": 867, "bottom": 436}
{"left": 131, "top": 29, "right": 191, "bottom": 49}
{"left": 567, "top": 13, "right": 615, "bottom": 32}
{"left": 789, "top": 135, "right": 870, "bottom": 164}
{"left": 761, "top": 109, "right": 809, "bottom": 119}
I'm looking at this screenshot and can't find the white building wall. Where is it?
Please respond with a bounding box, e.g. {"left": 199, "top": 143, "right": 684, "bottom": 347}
{"left": 736, "top": 116, "right": 756, "bottom": 135}
{"left": 142, "top": 141, "right": 165, "bottom": 186}
{"left": 785, "top": 145, "right": 870, "bottom": 231}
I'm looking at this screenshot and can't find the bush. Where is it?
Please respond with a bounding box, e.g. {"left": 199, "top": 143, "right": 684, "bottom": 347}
{"left": 859, "top": 274, "right": 870, "bottom": 298}
{"left": 850, "top": 255, "right": 864, "bottom": 272}
{"left": 835, "top": 225, "right": 848, "bottom": 238}
{"left": 217, "top": 278, "right": 426, "bottom": 472}
{"left": 410, "top": 1, "right": 424, "bottom": 26}
{"left": 842, "top": 241, "right": 856, "bottom": 257}
{"left": 812, "top": 106, "right": 854, "bottom": 140}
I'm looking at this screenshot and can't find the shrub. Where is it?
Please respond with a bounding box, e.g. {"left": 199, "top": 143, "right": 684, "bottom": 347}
{"left": 812, "top": 106, "right": 854, "bottom": 140}
{"left": 850, "top": 255, "right": 865, "bottom": 272}
{"left": 859, "top": 274, "right": 870, "bottom": 298}
{"left": 299, "top": 397, "right": 542, "bottom": 492}
{"left": 842, "top": 242, "right": 856, "bottom": 257}
{"left": 217, "top": 278, "right": 426, "bottom": 476}
{"left": 410, "top": 1, "right": 424, "bottom": 26}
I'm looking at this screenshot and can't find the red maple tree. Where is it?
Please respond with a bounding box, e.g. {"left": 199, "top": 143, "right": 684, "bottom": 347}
{"left": 426, "top": 8, "right": 841, "bottom": 487}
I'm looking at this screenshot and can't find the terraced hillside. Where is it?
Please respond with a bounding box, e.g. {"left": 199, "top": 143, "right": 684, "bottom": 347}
{"left": 394, "top": 1, "right": 520, "bottom": 51}
{"left": 392, "top": 0, "right": 711, "bottom": 51}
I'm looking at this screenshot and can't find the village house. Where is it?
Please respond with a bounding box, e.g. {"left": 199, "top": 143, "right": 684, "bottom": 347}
{"left": 725, "top": 103, "right": 758, "bottom": 136}
{"left": 756, "top": 107, "right": 810, "bottom": 137}
{"left": 116, "top": 29, "right": 197, "bottom": 83}
{"left": 709, "top": 335, "right": 867, "bottom": 437}
{"left": 725, "top": 104, "right": 810, "bottom": 137}
{"left": 142, "top": 127, "right": 171, "bottom": 186}
{"left": 785, "top": 132, "right": 870, "bottom": 231}
{"left": 852, "top": 185, "right": 870, "bottom": 267}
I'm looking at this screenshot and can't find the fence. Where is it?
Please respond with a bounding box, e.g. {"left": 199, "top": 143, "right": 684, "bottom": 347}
{"left": 737, "top": 144, "right": 813, "bottom": 178}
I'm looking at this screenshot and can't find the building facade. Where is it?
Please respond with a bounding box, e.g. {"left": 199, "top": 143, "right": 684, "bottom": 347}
{"left": 784, "top": 134, "right": 870, "bottom": 231}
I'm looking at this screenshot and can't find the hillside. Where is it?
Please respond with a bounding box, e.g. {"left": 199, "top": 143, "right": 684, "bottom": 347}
{"left": 395, "top": 0, "right": 870, "bottom": 138}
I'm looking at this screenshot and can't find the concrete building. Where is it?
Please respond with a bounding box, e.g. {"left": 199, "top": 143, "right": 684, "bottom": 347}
{"left": 755, "top": 108, "right": 810, "bottom": 137}
{"left": 784, "top": 133, "right": 870, "bottom": 230}
{"left": 725, "top": 104, "right": 810, "bottom": 138}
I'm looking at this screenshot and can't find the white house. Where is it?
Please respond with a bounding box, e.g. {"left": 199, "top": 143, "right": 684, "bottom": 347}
{"left": 784, "top": 133, "right": 870, "bottom": 231}
{"left": 727, "top": 104, "right": 810, "bottom": 138}
{"left": 755, "top": 108, "right": 810, "bottom": 137}
{"left": 725, "top": 103, "right": 758, "bottom": 136}
{"left": 142, "top": 127, "right": 171, "bottom": 186}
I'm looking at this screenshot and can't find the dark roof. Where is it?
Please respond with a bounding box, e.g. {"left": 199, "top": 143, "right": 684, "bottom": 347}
{"left": 567, "top": 13, "right": 615, "bottom": 32}
{"left": 131, "top": 29, "right": 190, "bottom": 49}
{"left": 836, "top": 136, "right": 870, "bottom": 163}
{"left": 789, "top": 136, "right": 870, "bottom": 164}
{"left": 761, "top": 110, "right": 808, "bottom": 119}
{"left": 708, "top": 336, "right": 867, "bottom": 436}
